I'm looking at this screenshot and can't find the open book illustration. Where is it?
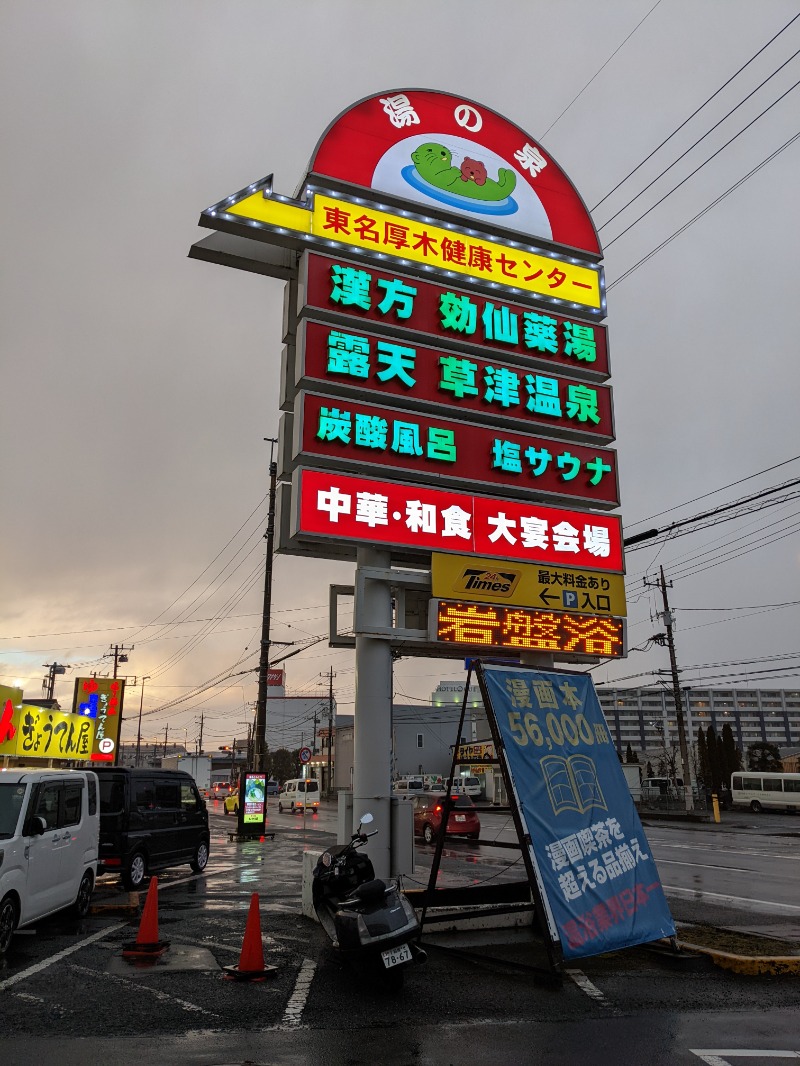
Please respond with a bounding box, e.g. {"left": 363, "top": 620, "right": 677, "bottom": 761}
{"left": 541, "top": 755, "right": 608, "bottom": 816}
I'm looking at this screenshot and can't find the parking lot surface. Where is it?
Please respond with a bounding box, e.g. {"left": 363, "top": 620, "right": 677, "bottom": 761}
{"left": 0, "top": 802, "right": 798, "bottom": 1065}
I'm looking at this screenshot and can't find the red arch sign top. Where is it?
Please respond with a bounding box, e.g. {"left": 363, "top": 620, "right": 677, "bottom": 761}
{"left": 307, "top": 89, "right": 601, "bottom": 259}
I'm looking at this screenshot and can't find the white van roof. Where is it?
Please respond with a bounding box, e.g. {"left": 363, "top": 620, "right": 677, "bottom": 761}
{"left": 0, "top": 768, "right": 96, "bottom": 782}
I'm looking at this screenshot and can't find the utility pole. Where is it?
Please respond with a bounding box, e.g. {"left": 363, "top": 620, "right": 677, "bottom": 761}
{"left": 135, "top": 675, "right": 151, "bottom": 767}
{"left": 197, "top": 712, "right": 204, "bottom": 756}
{"left": 327, "top": 667, "right": 335, "bottom": 799}
{"left": 230, "top": 738, "right": 236, "bottom": 784}
{"left": 254, "top": 437, "right": 278, "bottom": 773}
{"left": 163, "top": 724, "right": 169, "bottom": 758}
{"left": 42, "top": 663, "right": 66, "bottom": 701}
{"left": 647, "top": 567, "right": 693, "bottom": 811}
{"left": 109, "top": 644, "right": 133, "bottom": 679}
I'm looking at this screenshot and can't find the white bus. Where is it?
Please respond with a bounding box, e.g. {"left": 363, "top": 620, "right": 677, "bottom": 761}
{"left": 730, "top": 771, "right": 800, "bottom": 813}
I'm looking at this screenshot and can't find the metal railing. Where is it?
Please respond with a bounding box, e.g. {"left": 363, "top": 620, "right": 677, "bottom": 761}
{"left": 636, "top": 786, "right": 709, "bottom": 813}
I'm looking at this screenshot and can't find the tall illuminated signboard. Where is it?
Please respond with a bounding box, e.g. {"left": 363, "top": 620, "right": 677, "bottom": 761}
{"left": 0, "top": 680, "right": 125, "bottom": 764}
{"left": 195, "top": 89, "right": 626, "bottom": 659}
{"left": 238, "top": 771, "right": 267, "bottom": 837}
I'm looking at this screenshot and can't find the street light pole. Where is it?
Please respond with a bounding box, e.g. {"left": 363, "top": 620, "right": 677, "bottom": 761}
{"left": 135, "top": 676, "right": 151, "bottom": 767}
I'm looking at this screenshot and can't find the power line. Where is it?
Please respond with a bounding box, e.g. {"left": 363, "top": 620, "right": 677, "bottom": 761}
{"left": 669, "top": 517, "right": 800, "bottom": 581}
{"left": 540, "top": 1, "right": 663, "bottom": 139}
{"left": 125, "top": 492, "right": 268, "bottom": 644}
{"left": 625, "top": 477, "right": 800, "bottom": 552}
{"left": 145, "top": 551, "right": 265, "bottom": 678}
{"left": 626, "top": 454, "right": 800, "bottom": 529}
{"left": 680, "top": 600, "right": 800, "bottom": 612}
{"left": 599, "top": 44, "right": 800, "bottom": 231}
{"left": 0, "top": 604, "right": 330, "bottom": 643}
{"left": 604, "top": 75, "right": 800, "bottom": 249}
{"left": 594, "top": 13, "right": 800, "bottom": 213}
{"left": 607, "top": 127, "right": 800, "bottom": 289}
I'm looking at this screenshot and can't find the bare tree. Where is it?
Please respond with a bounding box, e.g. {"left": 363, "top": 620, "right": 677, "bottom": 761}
{"left": 652, "top": 722, "right": 679, "bottom": 779}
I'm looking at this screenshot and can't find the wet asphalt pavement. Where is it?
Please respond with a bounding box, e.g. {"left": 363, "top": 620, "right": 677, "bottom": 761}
{"left": 0, "top": 803, "right": 798, "bottom": 1065}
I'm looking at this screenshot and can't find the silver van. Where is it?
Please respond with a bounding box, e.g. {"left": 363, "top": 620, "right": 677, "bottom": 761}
{"left": 277, "top": 778, "right": 320, "bottom": 813}
{"left": 0, "top": 768, "right": 99, "bottom": 955}
{"left": 392, "top": 777, "right": 425, "bottom": 799}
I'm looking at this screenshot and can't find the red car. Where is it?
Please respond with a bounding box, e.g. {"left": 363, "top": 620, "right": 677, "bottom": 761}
{"left": 413, "top": 792, "right": 480, "bottom": 844}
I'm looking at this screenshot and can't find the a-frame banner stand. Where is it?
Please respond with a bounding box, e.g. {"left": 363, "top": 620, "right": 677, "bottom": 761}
{"left": 473, "top": 660, "right": 676, "bottom": 963}
{"left": 420, "top": 663, "right": 563, "bottom": 979}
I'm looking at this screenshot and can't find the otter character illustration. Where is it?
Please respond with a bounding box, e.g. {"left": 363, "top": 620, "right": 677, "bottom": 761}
{"left": 460, "top": 157, "right": 487, "bottom": 185}
{"left": 410, "top": 142, "right": 516, "bottom": 202}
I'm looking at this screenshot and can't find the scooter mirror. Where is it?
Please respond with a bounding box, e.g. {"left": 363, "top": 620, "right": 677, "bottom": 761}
{"left": 358, "top": 813, "right": 374, "bottom": 826}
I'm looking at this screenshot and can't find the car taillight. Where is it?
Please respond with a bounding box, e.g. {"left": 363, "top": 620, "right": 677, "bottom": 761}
{"left": 104, "top": 858, "right": 121, "bottom": 866}
{"left": 434, "top": 805, "right": 442, "bottom": 814}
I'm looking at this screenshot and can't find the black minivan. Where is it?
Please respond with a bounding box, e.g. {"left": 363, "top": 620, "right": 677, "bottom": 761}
{"left": 95, "top": 767, "right": 210, "bottom": 889}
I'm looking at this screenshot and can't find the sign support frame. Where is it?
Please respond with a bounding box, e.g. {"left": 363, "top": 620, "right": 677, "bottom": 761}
{"left": 352, "top": 546, "right": 394, "bottom": 879}
{"left": 419, "top": 660, "right": 564, "bottom": 979}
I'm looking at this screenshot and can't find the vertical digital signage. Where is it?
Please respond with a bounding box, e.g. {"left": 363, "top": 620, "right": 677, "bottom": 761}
{"left": 238, "top": 770, "right": 267, "bottom": 836}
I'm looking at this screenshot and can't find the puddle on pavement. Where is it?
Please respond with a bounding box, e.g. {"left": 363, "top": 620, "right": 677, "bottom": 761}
{"left": 106, "top": 943, "right": 220, "bottom": 974}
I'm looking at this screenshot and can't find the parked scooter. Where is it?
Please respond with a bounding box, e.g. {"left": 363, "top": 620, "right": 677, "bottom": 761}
{"left": 312, "top": 813, "right": 426, "bottom": 989}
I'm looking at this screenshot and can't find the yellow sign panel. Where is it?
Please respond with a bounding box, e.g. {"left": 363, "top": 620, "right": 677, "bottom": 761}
{"left": 456, "top": 740, "right": 495, "bottom": 762}
{"left": 15, "top": 705, "right": 96, "bottom": 761}
{"left": 223, "top": 190, "right": 602, "bottom": 312}
{"left": 432, "top": 553, "right": 627, "bottom": 617}
{"left": 0, "top": 685, "right": 23, "bottom": 757}
{"left": 72, "top": 677, "right": 125, "bottom": 762}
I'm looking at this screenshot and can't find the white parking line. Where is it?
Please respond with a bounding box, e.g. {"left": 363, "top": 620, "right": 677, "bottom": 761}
{"left": 651, "top": 841, "right": 800, "bottom": 863}
{"left": 69, "top": 962, "right": 217, "bottom": 1017}
{"left": 565, "top": 968, "right": 620, "bottom": 1014}
{"left": 691, "top": 1052, "right": 800, "bottom": 1064}
{"left": 662, "top": 885, "right": 800, "bottom": 913}
{"left": 0, "top": 922, "right": 128, "bottom": 991}
{"left": 657, "top": 859, "right": 752, "bottom": 873}
{"left": 280, "top": 958, "right": 317, "bottom": 1028}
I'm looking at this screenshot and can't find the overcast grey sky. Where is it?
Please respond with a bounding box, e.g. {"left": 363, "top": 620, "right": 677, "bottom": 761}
{"left": 2, "top": 1, "right": 799, "bottom": 752}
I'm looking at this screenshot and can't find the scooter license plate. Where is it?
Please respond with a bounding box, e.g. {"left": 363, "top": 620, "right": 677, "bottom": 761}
{"left": 381, "top": 943, "right": 412, "bottom": 969}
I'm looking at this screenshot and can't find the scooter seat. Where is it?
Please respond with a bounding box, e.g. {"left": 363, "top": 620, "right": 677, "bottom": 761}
{"left": 339, "top": 878, "right": 390, "bottom": 906}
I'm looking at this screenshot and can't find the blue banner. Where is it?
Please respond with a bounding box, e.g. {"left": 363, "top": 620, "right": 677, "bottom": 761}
{"left": 481, "top": 664, "right": 675, "bottom": 960}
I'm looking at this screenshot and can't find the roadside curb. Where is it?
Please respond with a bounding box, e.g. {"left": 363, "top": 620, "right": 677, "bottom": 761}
{"left": 675, "top": 938, "right": 800, "bottom": 975}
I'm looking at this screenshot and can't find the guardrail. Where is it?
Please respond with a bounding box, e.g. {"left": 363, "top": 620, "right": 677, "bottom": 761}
{"left": 636, "top": 787, "right": 710, "bottom": 813}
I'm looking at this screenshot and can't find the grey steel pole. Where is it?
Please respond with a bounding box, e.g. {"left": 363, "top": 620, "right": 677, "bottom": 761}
{"left": 352, "top": 546, "right": 393, "bottom": 879}
{"left": 326, "top": 667, "right": 334, "bottom": 799}
{"left": 254, "top": 441, "right": 278, "bottom": 772}
{"left": 135, "top": 675, "right": 150, "bottom": 767}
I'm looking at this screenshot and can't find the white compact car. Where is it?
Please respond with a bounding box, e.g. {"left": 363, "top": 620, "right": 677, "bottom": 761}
{"left": 0, "top": 768, "right": 99, "bottom": 955}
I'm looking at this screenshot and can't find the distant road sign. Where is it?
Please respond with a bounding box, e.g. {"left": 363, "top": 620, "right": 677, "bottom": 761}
{"left": 299, "top": 746, "right": 312, "bottom": 764}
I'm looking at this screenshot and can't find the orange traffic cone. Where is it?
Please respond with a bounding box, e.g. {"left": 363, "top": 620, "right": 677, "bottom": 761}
{"left": 222, "top": 892, "right": 278, "bottom": 981}
{"left": 122, "top": 876, "right": 170, "bottom": 958}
